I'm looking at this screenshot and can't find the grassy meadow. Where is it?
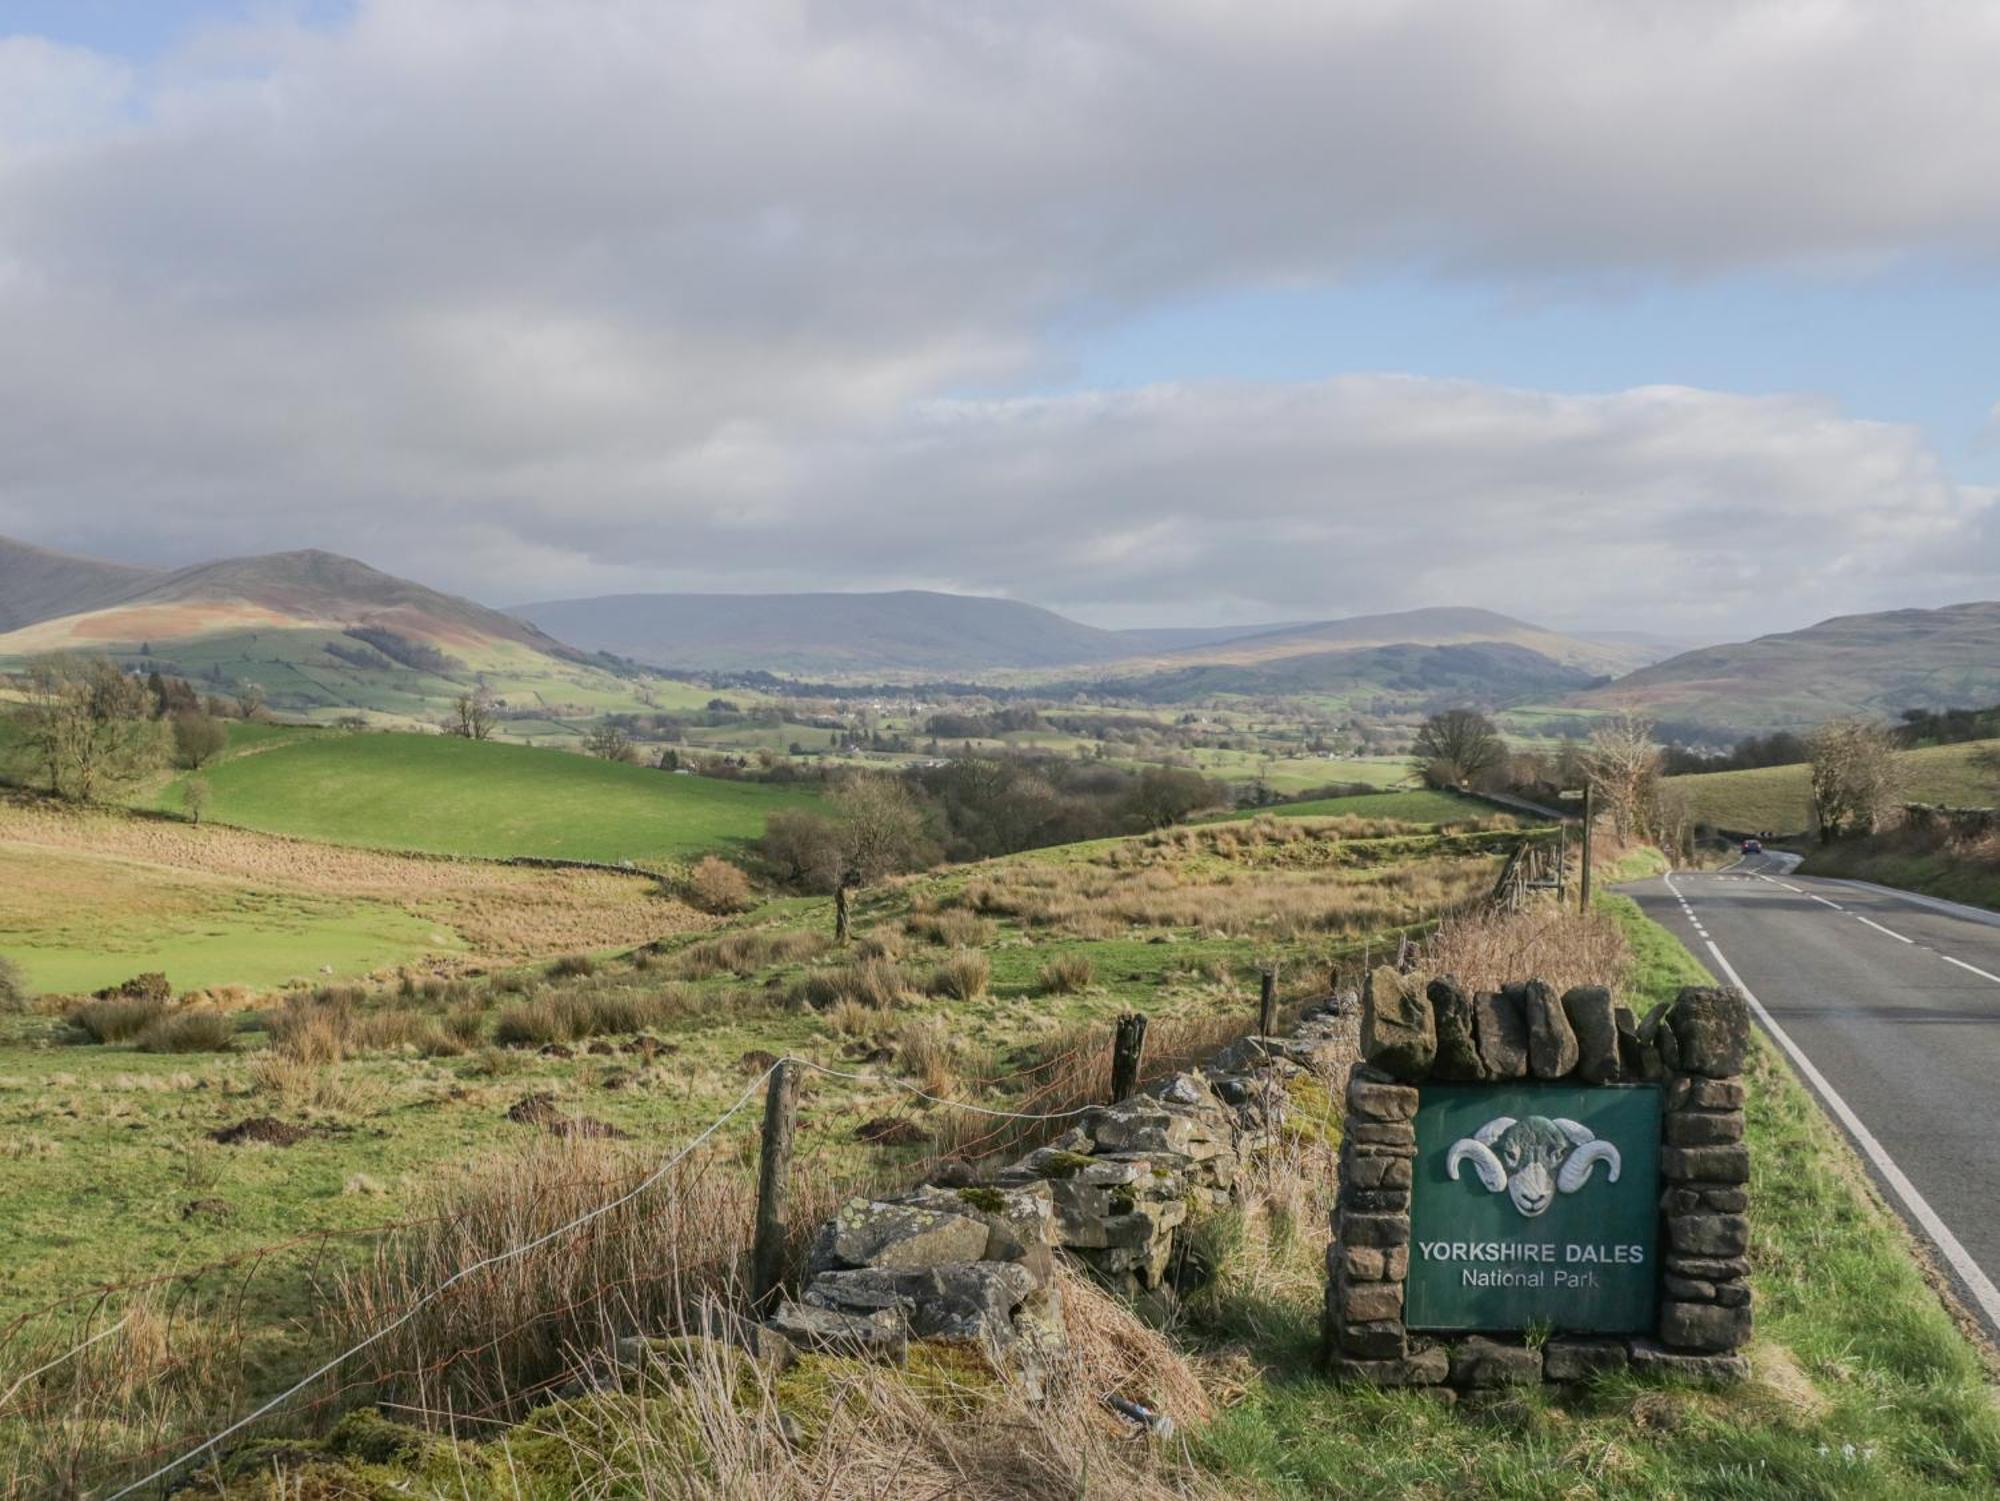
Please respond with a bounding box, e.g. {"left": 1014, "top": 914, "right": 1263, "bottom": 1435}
{"left": 151, "top": 729, "right": 817, "bottom": 865}
{"left": 1672, "top": 737, "right": 1999, "bottom": 834}
{"left": 0, "top": 798, "right": 707, "bottom": 995}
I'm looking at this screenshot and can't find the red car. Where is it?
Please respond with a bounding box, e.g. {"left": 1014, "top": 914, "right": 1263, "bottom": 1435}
{"left": 1742, "top": 838, "right": 1763, "bottom": 854}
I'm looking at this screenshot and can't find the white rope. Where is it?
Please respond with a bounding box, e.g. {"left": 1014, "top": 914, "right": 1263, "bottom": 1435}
{"left": 0, "top": 1314, "right": 132, "bottom": 1413}
{"left": 790, "top": 1058, "right": 1102, "bottom": 1120}
{"left": 102, "top": 1064, "right": 780, "bottom": 1500}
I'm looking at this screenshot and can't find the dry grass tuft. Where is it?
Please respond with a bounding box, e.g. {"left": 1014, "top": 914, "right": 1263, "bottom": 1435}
{"left": 1422, "top": 902, "right": 1632, "bottom": 999}
{"left": 1032, "top": 954, "right": 1094, "bottom": 996}
{"left": 135, "top": 1009, "right": 236, "bottom": 1054}
{"left": 789, "top": 959, "right": 910, "bottom": 1013}
{"left": 66, "top": 995, "right": 167, "bottom": 1044}
{"left": 926, "top": 949, "right": 991, "bottom": 1002}
{"left": 673, "top": 929, "right": 830, "bottom": 980}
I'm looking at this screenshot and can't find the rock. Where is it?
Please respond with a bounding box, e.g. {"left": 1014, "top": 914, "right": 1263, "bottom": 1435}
{"left": 1342, "top": 1213, "right": 1411, "bottom": 1248}
{"left": 1638, "top": 1001, "right": 1680, "bottom": 1073}
{"left": 1627, "top": 1341, "right": 1749, "bottom": 1383}
{"left": 1471, "top": 988, "right": 1529, "bottom": 1079}
{"left": 1614, "top": 1005, "right": 1647, "bottom": 1077}
{"left": 1666, "top": 1214, "right": 1750, "bottom": 1258}
{"left": 1347, "top": 1120, "right": 1416, "bottom": 1148}
{"left": 1543, "top": 1338, "right": 1629, "bottom": 1381}
{"left": 767, "top": 1302, "right": 908, "bottom": 1364}
{"left": 1328, "top": 1346, "right": 1448, "bottom": 1385}
{"left": 1449, "top": 1336, "right": 1543, "bottom": 1386}
{"left": 1157, "top": 1072, "right": 1210, "bottom": 1107}
{"left": 1337, "top": 1319, "right": 1408, "bottom": 1360}
{"left": 1562, "top": 986, "right": 1619, "bottom": 1084}
{"left": 1342, "top": 1245, "right": 1386, "bottom": 1281}
{"left": 1347, "top": 1075, "right": 1419, "bottom": 1122}
{"left": 1662, "top": 1145, "right": 1750, "bottom": 1184}
{"left": 1340, "top": 1279, "right": 1403, "bottom": 1322}
{"left": 1427, "top": 976, "right": 1485, "bottom": 1081}
{"left": 1682, "top": 1077, "right": 1747, "bottom": 1110}
{"left": 1362, "top": 967, "right": 1436, "bottom": 1081}
{"left": 180, "top": 1197, "right": 232, "bottom": 1220}
{"left": 907, "top": 1181, "right": 1056, "bottom": 1263}
{"left": 821, "top": 1199, "right": 990, "bottom": 1272}
{"left": 1665, "top": 1254, "right": 1750, "bottom": 1281}
{"left": 1664, "top": 1110, "right": 1743, "bottom": 1147}
{"left": 1669, "top": 988, "right": 1751, "bottom": 1078}
{"left": 1521, "top": 980, "right": 1579, "bottom": 1079}
{"left": 1660, "top": 1300, "right": 1753, "bottom": 1351}
{"left": 1664, "top": 1274, "right": 1716, "bottom": 1301}
{"left": 1342, "top": 1154, "right": 1412, "bottom": 1190}
{"left": 1662, "top": 1186, "right": 1749, "bottom": 1215}
{"left": 804, "top": 1262, "right": 1039, "bottom": 1356}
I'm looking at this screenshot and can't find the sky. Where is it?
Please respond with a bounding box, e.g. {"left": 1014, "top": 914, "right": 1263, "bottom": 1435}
{"left": 1, "top": 1, "right": 1996, "bottom": 640}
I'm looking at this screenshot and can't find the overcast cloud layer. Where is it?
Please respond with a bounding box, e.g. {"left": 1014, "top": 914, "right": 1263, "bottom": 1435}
{"left": 2, "top": 0, "right": 1997, "bottom": 635}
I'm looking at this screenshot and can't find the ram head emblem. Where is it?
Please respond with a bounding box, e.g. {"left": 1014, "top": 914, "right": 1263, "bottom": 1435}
{"left": 1445, "top": 1115, "right": 1620, "bottom": 1218}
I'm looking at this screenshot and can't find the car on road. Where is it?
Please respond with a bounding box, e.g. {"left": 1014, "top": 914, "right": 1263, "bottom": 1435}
{"left": 1741, "top": 837, "right": 1763, "bottom": 854}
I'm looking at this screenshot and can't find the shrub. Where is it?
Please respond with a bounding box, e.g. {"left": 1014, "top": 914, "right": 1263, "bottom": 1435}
{"left": 68, "top": 995, "right": 168, "bottom": 1044}
{"left": 0, "top": 955, "right": 29, "bottom": 1013}
{"left": 1034, "top": 954, "right": 1094, "bottom": 996}
{"left": 685, "top": 856, "right": 755, "bottom": 915}
{"left": 896, "top": 1017, "right": 963, "bottom": 1096}
{"left": 927, "top": 949, "right": 991, "bottom": 1002}
{"left": 908, "top": 910, "right": 995, "bottom": 948}
{"left": 548, "top": 954, "right": 596, "bottom": 979}
{"left": 137, "top": 1009, "right": 237, "bottom": 1053}
{"left": 790, "top": 959, "right": 908, "bottom": 1012}
{"left": 492, "top": 987, "right": 704, "bottom": 1048}
{"left": 672, "top": 929, "right": 829, "bottom": 980}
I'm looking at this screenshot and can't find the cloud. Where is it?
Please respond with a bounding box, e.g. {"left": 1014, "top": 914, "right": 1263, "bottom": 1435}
{"left": 0, "top": 1, "right": 1996, "bottom": 632}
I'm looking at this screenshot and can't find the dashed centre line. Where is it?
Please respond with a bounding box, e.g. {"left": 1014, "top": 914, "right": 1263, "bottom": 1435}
{"left": 1944, "top": 955, "right": 2000, "bottom": 985}
{"left": 1854, "top": 914, "right": 1915, "bottom": 945}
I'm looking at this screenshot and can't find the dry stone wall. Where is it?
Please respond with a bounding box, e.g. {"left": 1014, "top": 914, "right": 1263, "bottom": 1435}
{"left": 765, "top": 1006, "right": 1356, "bottom": 1385}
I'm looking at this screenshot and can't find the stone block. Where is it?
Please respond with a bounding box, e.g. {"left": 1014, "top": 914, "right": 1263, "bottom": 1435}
{"left": 1337, "top": 1319, "right": 1408, "bottom": 1360}
{"left": 1348, "top": 1120, "right": 1417, "bottom": 1148}
{"left": 1662, "top": 1145, "right": 1750, "bottom": 1184}
{"left": 1362, "top": 967, "right": 1436, "bottom": 1081}
{"left": 1521, "top": 980, "right": 1579, "bottom": 1079}
{"left": 1328, "top": 1346, "right": 1448, "bottom": 1385}
{"left": 1685, "top": 1077, "right": 1747, "bottom": 1110}
{"left": 1562, "top": 985, "right": 1619, "bottom": 1084}
{"left": 1472, "top": 987, "right": 1529, "bottom": 1079}
{"left": 1629, "top": 1340, "right": 1750, "bottom": 1383}
{"left": 1660, "top": 1299, "right": 1752, "bottom": 1352}
{"left": 1666, "top": 1254, "right": 1750, "bottom": 1281}
{"left": 1662, "top": 1186, "right": 1749, "bottom": 1216}
{"left": 1347, "top": 1076, "right": 1420, "bottom": 1122}
{"left": 768, "top": 1302, "right": 908, "bottom": 1364}
{"left": 1342, "top": 1213, "right": 1411, "bottom": 1248}
{"left": 1341, "top": 1279, "right": 1404, "bottom": 1323}
{"left": 1714, "top": 1281, "right": 1752, "bottom": 1307}
{"left": 1448, "top": 1336, "right": 1543, "bottom": 1386}
{"left": 1667, "top": 1213, "right": 1750, "bottom": 1258}
{"left": 1428, "top": 975, "right": 1485, "bottom": 1081}
{"left": 1342, "top": 1244, "right": 1386, "bottom": 1281}
{"left": 822, "top": 1199, "right": 990, "bottom": 1273}
{"left": 1639, "top": 1000, "right": 1681, "bottom": 1074}
{"left": 1542, "top": 1338, "right": 1630, "bottom": 1381}
{"left": 1342, "top": 1187, "right": 1410, "bottom": 1214}
{"left": 1669, "top": 987, "right": 1751, "bottom": 1078}
{"left": 1665, "top": 1110, "right": 1744, "bottom": 1147}
{"left": 1343, "top": 1154, "right": 1413, "bottom": 1191}
{"left": 1664, "top": 1274, "right": 1716, "bottom": 1302}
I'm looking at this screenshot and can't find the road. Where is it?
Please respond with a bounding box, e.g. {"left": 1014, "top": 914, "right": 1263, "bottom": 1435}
{"left": 1623, "top": 853, "right": 2000, "bottom": 1337}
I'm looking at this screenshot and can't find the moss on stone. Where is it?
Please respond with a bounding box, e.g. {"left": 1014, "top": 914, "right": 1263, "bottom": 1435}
{"left": 956, "top": 1185, "right": 1009, "bottom": 1213}
{"left": 1032, "top": 1150, "right": 1096, "bottom": 1180}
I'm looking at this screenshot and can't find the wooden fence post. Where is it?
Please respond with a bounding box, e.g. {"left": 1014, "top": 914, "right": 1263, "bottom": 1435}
{"left": 1258, "top": 967, "right": 1278, "bottom": 1037}
{"left": 750, "top": 1058, "right": 800, "bottom": 1312}
{"left": 834, "top": 881, "right": 851, "bottom": 944}
{"left": 1110, "top": 1012, "right": 1148, "bottom": 1102}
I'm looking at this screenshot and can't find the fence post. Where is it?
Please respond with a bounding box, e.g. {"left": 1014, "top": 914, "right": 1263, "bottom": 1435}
{"left": 1580, "top": 783, "right": 1594, "bottom": 911}
{"left": 1258, "top": 967, "right": 1278, "bottom": 1037}
{"left": 1110, "top": 1012, "right": 1148, "bottom": 1102}
{"left": 834, "top": 881, "right": 852, "bottom": 944}
{"left": 750, "top": 1058, "right": 800, "bottom": 1312}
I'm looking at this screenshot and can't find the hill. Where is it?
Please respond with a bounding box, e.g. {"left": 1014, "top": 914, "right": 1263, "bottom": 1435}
{"left": 0, "top": 537, "right": 692, "bottom": 732}
{"left": 1105, "top": 605, "right": 1655, "bottom": 678}
{"left": 153, "top": 728, "right": 816, "bottom": 865}
{"left": 1576, "top": 601, "right": 2000, "bottom": 734}
{"left": 1672, "top": 738, "right": 2000, "bottom": 834}
{"left": 1073, "top": 639, "right": 1606, "bottom": 708}
{"left": 0, "top": 535, "right": 159, "bottom": 633}
{"left": 510, "top": 589, "right": 1166, "bottom": 674}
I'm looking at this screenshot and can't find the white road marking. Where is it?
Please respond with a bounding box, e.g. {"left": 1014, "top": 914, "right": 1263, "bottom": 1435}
{"left": 1854, "top": 915, "right": 1915, "bottom": 945}
{"left": 1662, "top": 872, "right": 2000, "bottom": 1333}
{"left": 1810, "top": 895, "right": 1845, "bottom": 911}
{"left": 1756, "top": 875, "right": 1805, "bottom": 893}
{"left": 1943, "top": 955, "right": 2000, "bottom": 986}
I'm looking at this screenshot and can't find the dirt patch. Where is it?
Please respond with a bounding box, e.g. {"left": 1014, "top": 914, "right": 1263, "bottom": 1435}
{"left": 505, "top": 1093, "right": 563, "bottom": 1126}
{"left": 505, "top": 1092, "right": 631, "bottom": 1140}
{"left": 737, "top": 1049, "right": 780, "bottom": 1075}
{"left": 210, "top": 1116, "right": 308, "bottom": 1147}
{"left": 854, "top": 1116, "right": 930, "bottom": 1147}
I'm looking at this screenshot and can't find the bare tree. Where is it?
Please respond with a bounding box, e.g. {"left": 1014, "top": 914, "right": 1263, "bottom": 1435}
{"left": 584, "top": 721, "right": 636, "bottom": 763}
{"left": 13, "top": 655, "right": 164, "bottom": 803}
{"left": 1585, "top": 712, "right": 1661, "bottom": 842}
{"left": 1808, "top": 718, "right": 1906, "bottom": 841}
{"left": 1411, "top": 709, "right": 1507, "bottom": 790}
{"left": 171, "top": 710, "right": 228, "bottom": 770}
{"left": 448, "top": 685, "right": 497, "bottom": 741}
{"left": 183, "top": 776, "right": 212, "bottom": 826}
{"left": 235, "top": 683, "right": 267, "bottom": 721}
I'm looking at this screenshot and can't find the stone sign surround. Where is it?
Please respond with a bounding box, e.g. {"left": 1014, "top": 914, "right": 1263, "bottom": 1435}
{"left": 1323, "top": 969, "right": 1753, "bottom": 1389}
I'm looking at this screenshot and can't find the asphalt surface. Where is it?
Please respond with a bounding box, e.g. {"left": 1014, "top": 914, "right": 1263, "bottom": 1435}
{"left": 1623, "top": 853, "right": 2000, "bottom": 1338}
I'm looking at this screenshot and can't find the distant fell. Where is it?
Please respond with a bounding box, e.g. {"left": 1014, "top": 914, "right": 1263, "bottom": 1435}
{"left": 1575, "top": 601, "right": 2000, "bottom": 734}
{"left": 509, "top": 589, "right": 1151, "bottom": 674}
{"left": 0, "top": 535, "right": 160, "bottom": 633}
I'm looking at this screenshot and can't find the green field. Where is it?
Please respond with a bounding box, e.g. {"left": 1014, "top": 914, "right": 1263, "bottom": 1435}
{"left": 152, "top": 730, "right": 817, "bottom": 864}
{"left": 1216, "top": 787, "right": 1492, "bottom": 823}
{"left": 1673, "top": 739, "right": 1999, "bottom": 834}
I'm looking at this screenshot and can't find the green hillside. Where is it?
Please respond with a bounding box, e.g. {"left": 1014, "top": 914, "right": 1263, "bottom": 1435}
{"left": 1214, "top": 788, "right": 1491, "bottom": 823}
{"left": 154, "top": 730, "right": 816, "bottom": 864}
{"left": 1673, "top": 738, "right": 1999, "bottom": 834}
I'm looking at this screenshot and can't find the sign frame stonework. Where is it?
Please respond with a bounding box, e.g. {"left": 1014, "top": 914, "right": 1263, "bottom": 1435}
{"left": 1322, "top": 971, "right": 1754, "bottom": 1389}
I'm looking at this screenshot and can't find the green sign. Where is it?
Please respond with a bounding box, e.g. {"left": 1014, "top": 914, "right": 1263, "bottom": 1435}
{"left": 1406, "top": 1083, "right": 1661, "bottom": 1334}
